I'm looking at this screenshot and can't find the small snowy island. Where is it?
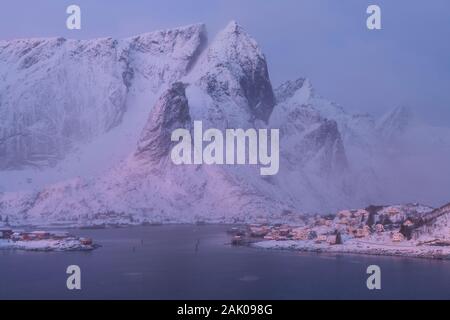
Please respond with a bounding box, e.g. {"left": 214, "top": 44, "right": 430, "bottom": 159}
{"left": 0, "top": 229, "right": 96, "bottom": 252}
{"left": 229, "top": 203, "right": 450, "bottom": 260}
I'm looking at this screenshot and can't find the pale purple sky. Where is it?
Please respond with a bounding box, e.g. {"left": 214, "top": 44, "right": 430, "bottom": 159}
{"left": 1, "top": 0, "right": 449, "bottom": 126}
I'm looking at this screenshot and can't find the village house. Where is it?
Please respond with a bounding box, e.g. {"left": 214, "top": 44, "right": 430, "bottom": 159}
{"left": 263, "top": 234, "right": 275, "bottom": 241}
{"left": 327, "top": 235, "right": 339, "bottom": 245}
{"left": 278, "top": 227, "right": 291, "bottom": 237}
{"left": 11, "top": 232, "right": 24, "bottom": 241}
{"left": 291, "top": 228, "right": 307, "bottom": 240}
{"left": 354, "top": 226, "right": 371, "bottom": 238}
{"left": 386, "top": 207, "right": 401, "bottom": 217}
{"left": 375, "top": 224, "right": 385, "bottom": 233}
{"left": 291, "top": 228, "right": 316, "bottom": 241}
{"left": 347, "top": 226, "right": 356, "bottom": 235}
{"left": 264, "top": 228, "right": 279, "bottom": 240}
{"left": 31, "top": 231, "right": 51, "bottom": 240}
{"left": 22, "top": 232, "right": 38, "bottom": 241}
{"left": 355, "top": 209, "right": 369, "bottom": 218}
{"left": 271, "top": 230, "right": 290, "bottom": 241}
{"left": 403, "top": 219, "right": 414, "bottom": 227}
{"left": 354, "top": 229, "right": 366, "bottom": 238}
{"left": 80, "top": 238, "right": 93, "bottom": 246}
{"left": 392, "top": 232, "right": 405, "bottom": 242}
{"left": 338, "top": 210, "right": 353, "bottom": 219}
{"left": 249, "top": 226, "right": 269, "bottom": 238}
{"left": 338, "top": 217, "right": 350, "bottom": 225}
{"left": 262, "top": 231, "right": 285, "bottom": 241}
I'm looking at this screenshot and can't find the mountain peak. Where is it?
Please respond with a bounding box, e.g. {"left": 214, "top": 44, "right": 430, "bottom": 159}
{"left": 190, "top": 21, "right": 275, "bottom": 124}
{"left": 222, "top": 20, "right": 242, "bottom": 34}
{"left": 214, "top": 20, "right": 259, "bottom": 52}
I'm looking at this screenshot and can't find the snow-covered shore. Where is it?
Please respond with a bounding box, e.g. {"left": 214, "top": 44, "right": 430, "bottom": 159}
{"left": 253, "top": 239, "right": 450, "bottom": 260}
{"left": 0, "top": 238, "right": 96, "bottom": 252}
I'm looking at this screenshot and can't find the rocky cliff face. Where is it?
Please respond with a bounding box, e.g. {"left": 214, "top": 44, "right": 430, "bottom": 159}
{"left": 136, "top": 82, "right": 191, "bottom": 163}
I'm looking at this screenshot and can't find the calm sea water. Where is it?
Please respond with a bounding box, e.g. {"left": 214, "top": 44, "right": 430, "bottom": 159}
{"left": 0, "top": 225, "right": 449, "bottom": 300}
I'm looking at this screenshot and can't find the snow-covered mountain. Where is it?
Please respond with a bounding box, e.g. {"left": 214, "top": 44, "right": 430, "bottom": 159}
{"left": 0, "top": 21, "right": 449, "bottom": 226}
{"left": 0, "top": 24, "right": 207, "bottom": 170}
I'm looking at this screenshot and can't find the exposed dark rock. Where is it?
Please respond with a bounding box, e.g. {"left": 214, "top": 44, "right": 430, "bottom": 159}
{"left": 135, "top": 82, "right": 191, "bottom": 162}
